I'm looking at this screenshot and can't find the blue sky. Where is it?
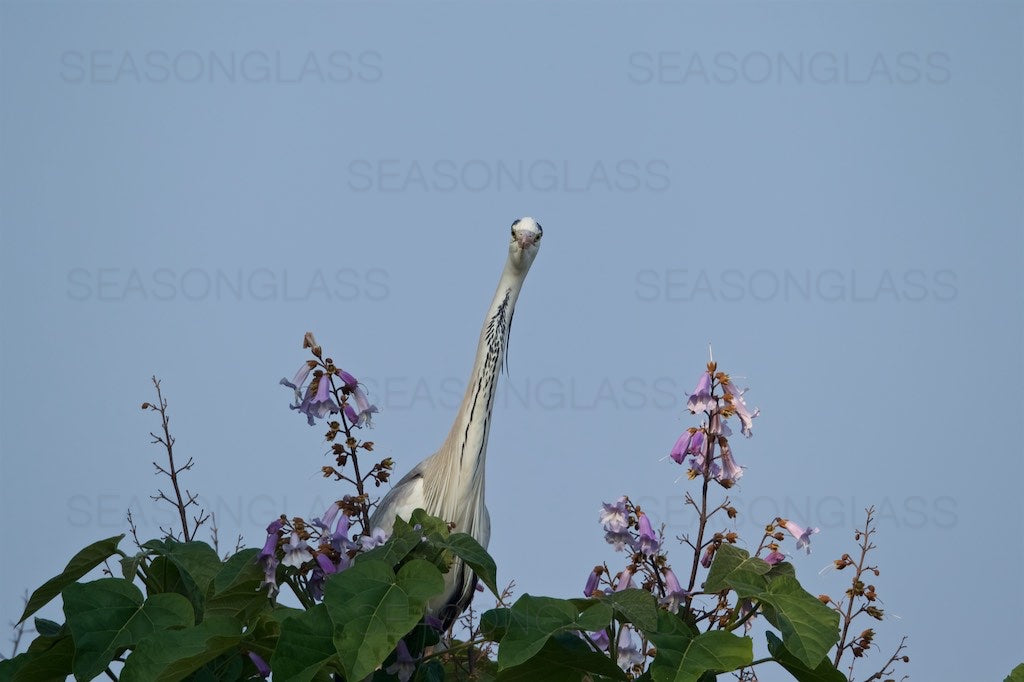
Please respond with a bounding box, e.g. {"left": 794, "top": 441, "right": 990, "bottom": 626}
{"left": 1, "top": 2, "right": 1021, "bottom": 679}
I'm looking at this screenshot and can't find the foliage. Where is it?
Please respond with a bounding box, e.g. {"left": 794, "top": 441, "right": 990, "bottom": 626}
{"left": 0, "top": 335, "right": 944, "bottom": 681}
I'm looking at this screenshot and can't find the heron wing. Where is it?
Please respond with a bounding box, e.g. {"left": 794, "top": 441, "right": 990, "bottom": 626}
{"left": 369, "top": 463, "right": 426, "bottom": 534}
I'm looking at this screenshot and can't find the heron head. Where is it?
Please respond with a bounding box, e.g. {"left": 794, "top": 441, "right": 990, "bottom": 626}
{"left": 508, "top": 217, "right": 543, "bottom": 271}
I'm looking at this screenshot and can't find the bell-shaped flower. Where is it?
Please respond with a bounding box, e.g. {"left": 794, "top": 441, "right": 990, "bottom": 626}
{"left": 292, "top": 373, "right": 340, "bottom": 425}
{"left": 599, "top": 497, "right": 628, "bottom": 532}
{"left": 343, "top": 387, "right": 380, "bottom": 428}
{"left": 312, "top": 502, "right": 340, "bottom": 531}
{"left": 636, "top": 512, "right": 660, "bottom": 556}
{"left": 260, "top": 554, "right": 279, "bottom": 596}
{"left": 280, "top": 361, "right": 315, "bottom": 400}
{"left": 247, "top": 652, "right": 271, "bottom": 678}
{"left": 715, "top": 437, "right": 744, "bottom": 487}
{"left": 670, "top": 429, "right": 704, "bottom": 465}
{"left": 614, "top": 566, "right": 635, "bottom": 592}
{"left": 722, "top": 379, "right": 759, "bottom": 437}
{"left": 330, "top": 514, "right": 355, "bottom": 553}
{"left": 260, "top": 518, "right": 283, "bottom": 559}
{"left": 360, "top": 527, "right": 390, "bottom": 551}
{"left": 708, "top": 411, "right": 732, "bottom": 437}
{"left": 583, "top": 567, "right": 601, "bottom": 597}
{"left": 687, "top": 371, "right": 714, "bottom": 413}
{"left": 700, "top": 543, "right": 717, "bottom": 568}
{"left": 659, "top": 567, "right": 691, "bottom": 613}
{"left": 385, "top": 640, "right": 416, "bottom": 682}
{"left": 589, "top": 629, "right": 610, "bottom": 651}
{"left": 281, "top": 533, "right": 313, "bottom": 568}
{"left": 337, "top": 368, "right": 358, "bottom": 389}
{"left": 616, "top": 626, "right": 645, "bottom": 671}
{"left": 763, "top": 550, "right": 786, "bottom": 565}
{"left": 604, "top": 528, "right": 632, "bottom": 552}
{"left": 783, "top": 520, "right": 820, "bottom": 554}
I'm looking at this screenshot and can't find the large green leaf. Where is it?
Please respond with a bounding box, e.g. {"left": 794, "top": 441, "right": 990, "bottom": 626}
{"left": 271, "top": 605, "right": 338, "bottom": 682}
{"left": 19, "top": 535, "right": 124, "bottom": 623}
{"left": 497, "top": 595, "right": 614, "bottom": 670}
{"left": 481, "top": 607, "right": 511, "bottom": 642}
{"left": 142, "top": 539, "right": 222, "bottom": 618}
{"left": 326, "top": 558, "right": 446, "bottom": 680}
{"left": 205, "top": 548, "right": 268, "bottom": 621}
{"left": 756, "top": 576, "right": 839, "bottom": 669}
{"left": 118, "top": 616, "right": 243, "bottom": 682}
{"left": 601, "top": 589, "right": 660, "bottom": 632}
{"left": 4, "top": 634, "right": 75, "bottom": 682}
{"left": 647, "top": 610, "right": 752, "bottom": 682}
{"left": 62, "top": 578, "right": 193, "bottom": 680}
{"left": 703, "top": 544, "right": 771, "bottom": 596}
{"left": 439, "top": 533, "right": 499, "bottom": 598}
{"left": 766, "top": 632, "right": 846, "bottom": 682}
{"left": 497, "top": 632, "right": 626, "bottom": 681}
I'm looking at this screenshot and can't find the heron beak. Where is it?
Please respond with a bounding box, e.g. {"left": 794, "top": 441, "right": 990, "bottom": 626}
{"left": 515, "top": 232, "right": 537, "bottom": 249}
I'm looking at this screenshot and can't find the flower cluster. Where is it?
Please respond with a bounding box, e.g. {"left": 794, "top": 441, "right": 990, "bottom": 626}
{"left": 669, "top": 362, "right": 760, "bottom": 488}
{"left": 257, "top": 500, "right": 384, "bottom": 601}
{"left": 281, "top": 332, "right": 379, "bottom": 428}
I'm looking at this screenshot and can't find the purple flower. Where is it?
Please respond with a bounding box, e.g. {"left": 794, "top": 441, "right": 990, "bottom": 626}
{"left": 763, "top": 550, "right": 786, "bottom": 565}
{"left": 615, "top": 566, "right": 635, "bottom": 592}
{"left": 337, "top": 368, "right": 358, "bottom": 389}
{"left": 385, "top": 640, "right": 416, "bottom": 682}
{"left": 700, "top": 544, "right": 716, "bottom": 568}
{"left": 360, "top": 527, "right": 389, "bottom": 551}
{"left": 670, "top": 429, "right": 704, "bottom": 465}
{"left": 260, "top": 554, "right": 279, "bottom": 596}
{"left": 316, "top": 552, "right": 344, "bottom": 575}
{"left": 687, "top": 371, "right": 714, "bottom": 413}
{"left": 247, "top": 651, "right": 271, "bottom": 678}
{"left": 722, "top": 379, "right": 759, "bottom": 438}
{"left": 636, "top": 513, "right": 660, "bottom": 556}
{"left": 599, "top": 497, "right": 628, "bottom": 532}
{"left": 708, "top": 411, "right": 732, "bottom": 437}
{"left": 350, "top": 384, "right": 379, "bottom": 428}
{"left": 313, "top": 502, "right": 340, "bottom": 531}
{"left": 604, "top": 529, "right": 632, "bottom": 552}
{"left": 715, "top": 437, "right": 744, "bottom": 487}
{"left": 616, "top": 625, "right": 645, "bottom": 670}
{"left": 589, "top": 629, "right": 610, "bottom": 651}
{"left": 739, "top": 598, "right": 756, "bottom": 633}
{"left": 281, "top": 534, "right": 313, "bottom": 568}
{"left": 292, "top": 373, "right": 340, "bottom": 425}
{"left": 280, "top": 361, "right": 315, "bottom": 399}
{"left": 583, "top": 568, "right": 601, "bottom": 597}
{"left": 783, "top": 520, "right": 820, "bottom": 554}
{"left": 660, "top": 567, "right": 691, "bottom": 613}
{"left": 260, "top": 519, "right": 283, "bottom": 559}
{"left": 330, "top": 514, "right": 355, "bottom": 553}
{"left": 308, "top": 567, "right": 326, "bottom": 601}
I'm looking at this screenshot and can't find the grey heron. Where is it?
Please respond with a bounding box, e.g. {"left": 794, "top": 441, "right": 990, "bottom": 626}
{"left": 369, "top": 217, "right": 543, "bottom": 626}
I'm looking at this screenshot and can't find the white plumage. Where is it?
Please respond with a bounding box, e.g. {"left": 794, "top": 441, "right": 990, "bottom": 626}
{"left": 369, "top": 217, "right": 543, "bottom": 625}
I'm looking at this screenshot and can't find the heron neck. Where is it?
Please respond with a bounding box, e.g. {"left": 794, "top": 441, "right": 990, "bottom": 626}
{"left": 440, "top": 261, "right": 525, "bottom": 488}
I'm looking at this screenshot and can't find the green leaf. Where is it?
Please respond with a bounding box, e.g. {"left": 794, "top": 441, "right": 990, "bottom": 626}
{"left": 118, "top": 616, "right": 243, "bottom": 682}
{"left": 703, "top": 544, "right": 771, "bottom": 596}
{"left": 756, "top": 576, "right": 839, "bottom": 669}
{"left": 497, "top": 632, "right": 626, "bottom": 681}
{"left": 120, "top": 551, "right": 149, "bottom": 582}
{"left": 438, "top": 533, "right": 499, "bottom": 598}
{"left": 601, "top": 589, "right": 660, "bottom": 632}
{"left": 7, "top": 634, "right": 74, "bottom": 682}
{"left": 205, "top": 548, "right": 268, "bottom": 621}
{"left": 142, "top": 539, "right": 222, "bottom": 619}
{"left": 358, "top": 518, "right": 429, "bottom": 568}
{"left": 647, "top": 610, "right": 752, "bottom": 682}
{"left": 413, "top": 658, "right": 446, "bottom": 682}
{"left": 1005, "top": 664, "right": 1024, "bottom": 682}
{"left": 32, "top": 619, "right": 62, "bottom": 637}
{"left": 19, "top": 534, "right": 124, "bottom": 623}
{"left": 481, "top": 607, "right": 511, "bottom": 642}
{"left": 62, "top": 578, "right": 194, "bottom": 681}
{"left": 766, "top": 632, "right": 846, "bottom": 682}
{"left": 326, "top": 558, "right": 446, "bottom": 680}
{"left": 271, "top": 605, "right": 338, "bottom": 682}
{"left": 498, "top": 595, "right": 614, "bottom": 670}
